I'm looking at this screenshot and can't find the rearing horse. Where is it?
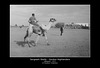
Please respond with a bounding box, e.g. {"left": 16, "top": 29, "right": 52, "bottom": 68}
{"left": 24, "top": 18, "right": 56, "bottom": 47}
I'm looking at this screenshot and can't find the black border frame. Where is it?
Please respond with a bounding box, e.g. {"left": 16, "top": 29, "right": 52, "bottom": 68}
{"left": 5, "top": 0, "right": 93, "bottom": 64}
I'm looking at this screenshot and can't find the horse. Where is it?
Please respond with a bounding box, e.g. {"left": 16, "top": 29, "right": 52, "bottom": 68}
{"left": 24, "top": 18, "right": 56, "bottom": 47}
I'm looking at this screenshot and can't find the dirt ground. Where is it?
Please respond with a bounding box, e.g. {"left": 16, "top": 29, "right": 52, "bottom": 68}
{"left": 10, "top": 27, "right": 90, "bottom": 57}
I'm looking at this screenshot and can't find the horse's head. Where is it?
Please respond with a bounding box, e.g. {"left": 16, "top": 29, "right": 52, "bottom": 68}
{"left": 49, "top": 18, "right": 56, "bottom": 23}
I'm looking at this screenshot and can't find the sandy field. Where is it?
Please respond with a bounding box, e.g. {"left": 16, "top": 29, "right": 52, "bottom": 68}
{"left": 10, "top": 27, "right": 90, "bottom": 57}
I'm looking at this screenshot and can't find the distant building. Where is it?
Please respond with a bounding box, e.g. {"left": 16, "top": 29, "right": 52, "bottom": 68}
{"left": 75, "top": 23, "right": 89, "bottom": 27}
{"left": 64, "top": 23, "right": 89, "bottom": 29}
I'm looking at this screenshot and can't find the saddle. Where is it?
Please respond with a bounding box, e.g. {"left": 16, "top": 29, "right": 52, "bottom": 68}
{"left": 32, "top": 25, "right": 45, "bottom": 36}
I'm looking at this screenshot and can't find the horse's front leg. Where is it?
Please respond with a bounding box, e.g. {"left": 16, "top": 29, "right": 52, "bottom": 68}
{"left": 35, "top": 35, "right": 40, "bottom": 46}
{"left": 44, "top": 33, "right": 50, "bottom": 45}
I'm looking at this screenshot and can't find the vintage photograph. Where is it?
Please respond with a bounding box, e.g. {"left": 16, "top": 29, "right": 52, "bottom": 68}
{"left": 10, "top": 5, "right": 90, "bottom": 57}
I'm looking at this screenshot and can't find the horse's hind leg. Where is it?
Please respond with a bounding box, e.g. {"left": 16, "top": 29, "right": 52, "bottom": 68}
{"left": 24, "top": 28, "right": 32, "bottom": 47}
{"left": 24, "top": 34, "right": 28, "bottom": 42}
{"left": 27, "top": 41, "right": 31, "bottom": 47}
{"left": 27, "top": 33, "right": 33, "bottom": 47}
{"left": 24, "top": 34, "right": 31, "bottom": 47}
{"left": 24, "top": 28, "right": 29, "bottom": 42}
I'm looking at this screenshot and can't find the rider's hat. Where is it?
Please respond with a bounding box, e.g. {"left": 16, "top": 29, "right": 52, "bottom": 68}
{"left": 32, "top": 13, "right": 35, "bottom": 16}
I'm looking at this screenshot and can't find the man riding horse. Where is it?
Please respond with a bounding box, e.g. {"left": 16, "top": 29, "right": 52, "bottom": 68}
{"left": 24, "top": 13, "right": 56, "bottom": 46}
{"left": 28, "top": 13, "right": 44, "bottom": 36}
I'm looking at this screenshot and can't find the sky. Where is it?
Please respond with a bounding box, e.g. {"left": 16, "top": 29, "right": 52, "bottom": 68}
{"left": 10, "top": 5, "right": 90, "bottom": 26}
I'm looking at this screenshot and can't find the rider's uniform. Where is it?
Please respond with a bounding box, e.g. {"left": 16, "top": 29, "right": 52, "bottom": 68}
{"left": 28, "top": 16, "right": 39, "bottom": 33}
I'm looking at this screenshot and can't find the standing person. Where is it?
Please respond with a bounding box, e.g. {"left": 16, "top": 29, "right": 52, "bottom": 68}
{"left": 60, "top": 26, "right": 63, "bottom": 36}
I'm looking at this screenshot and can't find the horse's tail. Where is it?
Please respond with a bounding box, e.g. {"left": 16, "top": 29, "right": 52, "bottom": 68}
{"left": 24, "top": 28, "right": 29, "bottom": 41}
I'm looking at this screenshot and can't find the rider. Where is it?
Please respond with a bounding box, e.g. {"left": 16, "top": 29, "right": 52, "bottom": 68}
{"left": 28, "top": 13, "right": 40, "bottom": 27}
{"left": 28, "top": 13, "right": 44, "bottom": 36}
